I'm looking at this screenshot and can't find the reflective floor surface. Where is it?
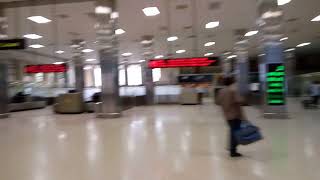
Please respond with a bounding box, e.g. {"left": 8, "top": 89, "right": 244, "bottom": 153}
{"left": 1, "top": 98, "right": 320, "bottom": 180}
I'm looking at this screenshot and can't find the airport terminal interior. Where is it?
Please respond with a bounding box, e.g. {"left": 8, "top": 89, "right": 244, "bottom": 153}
{"left": 0, "top": 0, "right": 320, "bottom": 179}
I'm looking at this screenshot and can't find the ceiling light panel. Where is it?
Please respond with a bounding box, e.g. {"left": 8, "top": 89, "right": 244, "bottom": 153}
{"left": 311, "top": 15, "right": 320, "bottom": 22}
{"left": 155, "top": 55, "right": 164, "bottom": 59}
{"left": 82, "top": 49, "right": 94, "bottom": 53}
{"left": 53, "top": 62, "right": 64, "bottom": 65}
{"left": 29, "top": 44, "right": 44, "bottom": 49}
{"left": 280, "top": 37, "right": 288, "bottom": 41}
{"left": 23, "top": 34, "right": 42, "bottom": 39}
{"left": 95, "top": 6, "right": 112, "bottom": 14}
{"left": 204, "top": 53, "right": 214, "bottom": 56}
{"left": 55, "top": 50, "right": 64, "bottom": 54}
{"left": 176, "top": 50, "right": 186, "bottom": 54}
{"left": 115, "top": 28, "right": 126, "bottom": 35}
{"left": 245, "top": 30, "right": 259, "bottom": 37}
{"left": 296, "top": 42, "right": 311, "bottom": 47}
{"left": 167, "top": 36, "right": 178, "bottom": 42}
{"left": 284, "top": 48, "right": 295, "bottom": 52}
{"left": 27, "top": 16, "right": 51, "bottom": 24}
{"left": 277, "top": 0, "right": 291, "bottom": 6}
{"left": 86, "top": 59, "right": 96, "bottom": 62}
{"left": 204, "top": 42, "right": 216, "bottom": 47}
{"left": 122, "top": 52, "right": 133, "bottom": 57}
{"left": 205, "top": 21, "right": 220, "bottom": 29}
{"left": 142, "top": 7, "right": 160, "bottom": 16}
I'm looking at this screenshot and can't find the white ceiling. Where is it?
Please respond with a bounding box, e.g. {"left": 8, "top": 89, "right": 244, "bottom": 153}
{"left": 2, "top": 0, "right": 320, "bottom": 64}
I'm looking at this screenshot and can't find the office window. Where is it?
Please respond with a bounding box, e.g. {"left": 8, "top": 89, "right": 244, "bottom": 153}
{"left": 127, "top": 64, "right": 142, "bottom": 86}
{"left": 94, "top": 67, "right": 102, "bottom": 87}
{"left": 152, "top": 68, "right": 161, "bottom": 82}
{"left": 119, "top": 65, "right": 126, "bottom": 86}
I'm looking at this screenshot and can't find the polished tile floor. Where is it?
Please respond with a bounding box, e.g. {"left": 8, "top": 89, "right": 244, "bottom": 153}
{"left": 1, "top": 99, "right": 320, "bottom": 180}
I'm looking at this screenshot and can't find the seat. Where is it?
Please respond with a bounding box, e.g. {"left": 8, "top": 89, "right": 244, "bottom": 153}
{"left": 53, "top": 93, "right": 85, "bottom": 114}
{"left": 180, "top": 87, "right": 200, "bottom": 105}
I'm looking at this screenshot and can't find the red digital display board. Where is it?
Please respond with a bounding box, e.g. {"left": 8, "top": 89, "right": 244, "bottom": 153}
{"left": 148, "top": 57, "right": 218, "bottom": 69}
{"left": 24, "top": 64, "right": 68, "bottom": 73}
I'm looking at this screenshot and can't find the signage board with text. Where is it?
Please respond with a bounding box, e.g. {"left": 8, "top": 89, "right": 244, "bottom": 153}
{"left": 24, "top": 64, "right": 68, "bottom": 73}
{"left": 266, "top": 63, "right": 286, "bottom": 105}
{"left": 148, "top": 57, "right": 219, "bottom": 69}
{"left": 0, "top": 39, "right": 26, "bottom": 50}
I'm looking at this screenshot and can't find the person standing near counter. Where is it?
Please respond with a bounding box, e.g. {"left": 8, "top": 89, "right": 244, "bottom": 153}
{"left": 216, "top": 76, "right": 247, "bottom": 157}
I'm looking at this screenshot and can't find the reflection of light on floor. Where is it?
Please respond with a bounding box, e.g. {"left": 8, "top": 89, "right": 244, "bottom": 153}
{"left": 252, "top": 162, "right": 265, "bottom": 178}
{"left": 304, "top": 137, "right": 315, "bottom": 158}
{"left": 86, "top": 121, "right": 99, "bottom": 162}
{"left": 58, "top": 132, "right": 67, "bottom": 140}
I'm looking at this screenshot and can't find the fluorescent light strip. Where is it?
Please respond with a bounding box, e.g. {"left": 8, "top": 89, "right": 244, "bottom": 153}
{"left": 176, "top": 50, "right": 186, "bottom": 54}
{"left": 23, "top": 34, "right": 42, "bottom": 39}
{"left": 142, "top": 7, "right": 160, "bottom": 16}
{"left": 82, "top": 49, "right": 94, "bottom": 53}
{"left": 122, "top": 52, "right": 133, "bottom": 57}
{"left": 204, "top": 53, "right": 214, "bottom": 56}
{"left": 27, "top": 16, "right": 51, "bottom": 24}
{"left": 115, "top": 28, "right": 126, "bottom": 35}
{"left": 277, "top": 0, "right": 291, "bottom": 6}
{"left": 205, "top": 21, "right": 220, "bottom": 29}
{"left": 167, "top": 36, "right": 178, "bottom": 42}
{"left": 280, "top": 37, "right": 288, "bottom": 41}
{"left": 245, "top": 31, "right": 259, "bottom": 37}
{"left": 296, "top": 42, "right": 311, "bottom": 47}
{"left": 55, "top": 50, "right": 64, "bottom": 54}
{"left": 227, "top": 55, "right": 237, "bottom": 59}
{"left": 139, "top": 60, "right": 146, "bottom": 62}
{"left": 95, "top": 6, "right": 112, "bottom": 14}
{"left": 29, "top": 44, "right": 44, "bottom": 49}
{"left": 311, "top": 15, "right": 320, "bottom": 22}
{"left": 53, "top": 62, "right": 64, "bottom": 65}
{"left": 284, "top": 48, "right": 295, "bottom": 52}
{"left": 155, "top": 55, "right": 164, "bottom": 59}
{"left": 86, "top": 59, "right": 96, "bottom": 62}
{"left": 204, "top": 42, "right": 215, "bottom": 47}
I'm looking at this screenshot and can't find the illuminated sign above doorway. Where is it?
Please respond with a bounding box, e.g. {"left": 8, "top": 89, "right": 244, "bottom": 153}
{"left": 0, "top": 39, "right": 26, "bottom": 50}
{"left": 148, "top": 57, "right": 218, "bottom": 68}
{"left": 267, "top": 64, "right": 286, "bottom": 105}
{"left": 24, "top": 64, "right": 68, "bottom": 73}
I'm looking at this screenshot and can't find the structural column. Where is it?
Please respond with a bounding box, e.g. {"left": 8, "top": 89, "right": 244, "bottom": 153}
{"left": 258, "top": 0, "right": 288, "bottom": 118}
{"left": 71, "top": 39, "right": 85, "bottom": 93}
{"left": 95, "top": 0, "right": 121, "bottom": 118}
{"left": 0, "top": 5, "right": 9, "bottom": 118}
{"left": 234, "top": 40, "right": 249, "bottom": 96}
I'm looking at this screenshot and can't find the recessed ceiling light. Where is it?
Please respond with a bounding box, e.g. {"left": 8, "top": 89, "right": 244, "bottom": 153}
{"left": 155, "top": 55, "right": 164, "bottom": 59}
{"left": 95, "top": 6, "right": 112, "bottom": 14}
{"left": 280, "top": 37, "right": 288, "bottom": 41}
{"left": 86, "top": 59, "right": 96, "bottom": 62}
{"left": 84, "top": 66, "right": 92, "bottom": 70}
{"left": 53, "top": 62, "right": 64, "bottom": 65}
{"left": 227, "top": 55, "right": 237, "bottom": 59}
{"left": 296, "top": 42, "right": 311, "bottom": 47}
{"left": 27, "top": 16, "right": 51, "bottom": 24}
{"left": 204, "top": 52, "right": 214, "bottom": 56}
{"left": 205, "top": 21, "right": 220, "bottom": 29}
{"left": 115, "top": 28, "right": 126, "bottom": 35}
{"left": 284, "top": 48, "right": 295, "bottom": 52}
{"left": 245, "top": 30, "right": 259, "bottom": 37}
{"left": 176, "top": 49, "right": 186, "bottom": 54}
{"left": 167, "top": 36, "right": 178, "bottom": 42}
{"left": 122, "top": 52, "right": 133, "bottom": 57}
{"left": 82, "top": 49, "right": 94, "bottom": 53}
{"left": 142, "top": 7, "right": 160, "bottom": 16}
{"left": 311, "top": 15, "right": 320, "bottom": 22}
{"left": 29, "top": 44, "right": 44, "bottom": 49}
{"left": 23, "top": 34, "right": 42, "bottom": 39}
{"left": 204, "top": 42, "right": 216, "bottom": 47}
{"left": 139, "top": 60, "right": 146, "bottom": 62}
{"left": 277, "top": 0, "right": 291, "bottom": 6}
{"left": 258, "top": 54, "right": 265, "bottom": 57}
{"left": 223, "top": 51, "right": 232, "bottom": 55}
{"left": 55, "top": 50, "right": 64, "bottom": 54}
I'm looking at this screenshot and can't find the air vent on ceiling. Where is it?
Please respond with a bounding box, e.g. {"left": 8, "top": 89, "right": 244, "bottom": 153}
{"left": 176, "top": 4, "right": 189, "bottom": 10}
{"left": 233, "top": 28, "right": 247, "bottom": 36}
{"left": 57, "top": 14, "right": 69, "bottom": 19}
{"left": 159, "top": 26, "right": 168, "bottom": 31}
{"left": 188, "top": 35, "right": 197, "bottom": 39}
{"left": 286, "top": 18, "right": 298, "bottom": 22}
{"left": 208, "top": 2, "right": 222, "bottom": 10}
{"left": 184, "top": 26, "right": 192, "bottom": 30}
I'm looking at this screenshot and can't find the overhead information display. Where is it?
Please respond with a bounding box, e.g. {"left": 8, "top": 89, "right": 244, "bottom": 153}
{"left": 148, "top": 57, "right": 218, "bottom": 68}
{"left": 24, "top": 64, "right": 68, "bottom": 73}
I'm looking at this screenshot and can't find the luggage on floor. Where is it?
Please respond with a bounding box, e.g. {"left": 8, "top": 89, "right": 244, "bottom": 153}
{"left": 235, "top": 120, "right": 263, "bottom": 145}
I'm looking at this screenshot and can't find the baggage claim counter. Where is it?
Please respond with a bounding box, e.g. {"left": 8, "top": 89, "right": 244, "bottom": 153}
{"left": 148, "top": 57, "right": 219, "bottom": 105}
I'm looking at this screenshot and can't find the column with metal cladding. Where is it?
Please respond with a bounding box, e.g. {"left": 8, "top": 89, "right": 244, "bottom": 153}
{"left": 0, "top": 5, "right": 9, "bottom": 118}
{"left": 258, "top": 0, "right": 288, "bottom": 118}
{"left": 234, "top": 39, "right": 249, "bottom": 96}
{"left": 71, "top": 39, "right": 85, "bottom": 93}
{"left": 95, "top": 0, "right": 121, "bottom": 118}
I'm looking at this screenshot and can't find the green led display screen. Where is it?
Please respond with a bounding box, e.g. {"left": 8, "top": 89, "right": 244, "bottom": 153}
{"left": 267, "top": 64, "right": 286, "bottom": 105}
